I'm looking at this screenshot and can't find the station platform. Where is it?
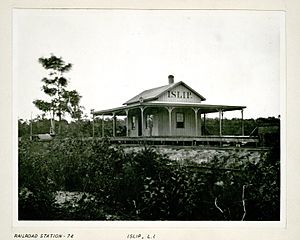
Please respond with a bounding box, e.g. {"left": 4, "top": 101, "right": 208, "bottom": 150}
{"left": 108, "top": 135, "right": 259, "bottom": 147}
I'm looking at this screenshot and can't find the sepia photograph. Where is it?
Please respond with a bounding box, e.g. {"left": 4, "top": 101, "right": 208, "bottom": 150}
{"left": 13, "top": 8, "right": 284, "bottom": 223}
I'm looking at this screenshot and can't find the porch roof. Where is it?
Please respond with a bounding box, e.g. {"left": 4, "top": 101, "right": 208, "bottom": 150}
{"left": 94, "top": 102, "right": 246, "bottom": 116}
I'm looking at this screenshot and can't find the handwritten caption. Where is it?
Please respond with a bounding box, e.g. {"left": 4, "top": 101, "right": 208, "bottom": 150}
{"left": 126, "top": 233, "right": 156, "bottom": 239}
{"left": 14, "top": 233, "right": 74, "bottom": 239}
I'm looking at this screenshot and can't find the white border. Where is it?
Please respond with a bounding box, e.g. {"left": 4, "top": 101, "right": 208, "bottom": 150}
{"left": 12, "top": 8, "right": 286, "bottom": 229}
{"left": 279, "top": 11, "right": 287, "bottom": 227}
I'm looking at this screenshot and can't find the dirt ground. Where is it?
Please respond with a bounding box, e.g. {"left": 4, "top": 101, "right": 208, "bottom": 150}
{"left": 122, "top": 145, "right": 264, "bottom": 165}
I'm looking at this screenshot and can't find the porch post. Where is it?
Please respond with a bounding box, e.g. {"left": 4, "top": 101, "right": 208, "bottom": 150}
{"left": 222, "top": 111, "right": 224, "bottom": 135}
{"left": 102, "top": 114, "right": 104, "bottom": 137}
{"left": 193, "top": 108, "right": 199, "bottom": 136}
{"left": 112, "top": 113, "right": 116, "bottom": 137}
{"left": 203, "top": 113, "right": 206, "bottom": 136}
{"left": 125, "top": 109, "right": 129, "bottom": 137}
{"left": 199, "top": 112, "right": 202, "bottom": 136}
{"left": 140, "top": 107, "right": 144, "bottom": 136}
{"left": 219, "top": 109, "right": 223, "bottom": 136}
{"left": 241, "top": 109, "right": 244, "bottom": 136}
{"left": 91, "top": 109, "right": 95, "bottom": 138}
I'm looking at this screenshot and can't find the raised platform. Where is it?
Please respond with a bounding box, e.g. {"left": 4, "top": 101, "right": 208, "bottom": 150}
{"left": 108, "top": 135, "right": 259, "bottom": 147}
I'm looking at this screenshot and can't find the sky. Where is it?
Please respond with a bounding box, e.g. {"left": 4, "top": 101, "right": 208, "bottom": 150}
{"left": 13, "top": 9, "right": 284, "bottom": 120}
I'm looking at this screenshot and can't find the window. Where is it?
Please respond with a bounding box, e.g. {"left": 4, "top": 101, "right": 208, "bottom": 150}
{"left": 132, "top": 116, "right": 136, "bottom": 130}
{"left": 176, "top": 112, "right": 184, "bottom": 128}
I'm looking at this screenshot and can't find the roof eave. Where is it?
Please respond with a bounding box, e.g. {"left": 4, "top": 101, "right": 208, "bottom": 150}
{"left": 180, "top": 81, "right": 206, "bottom": 101}
{"left": 95, "top": 103, "right": 246, "bottom": 116}
{"left": 123, "top": 96, "right": 158, "bottom": 105}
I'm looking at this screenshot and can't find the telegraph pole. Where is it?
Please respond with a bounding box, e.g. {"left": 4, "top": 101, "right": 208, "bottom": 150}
{"left": 91, "top": 109, "right": 95, "bottom": 138}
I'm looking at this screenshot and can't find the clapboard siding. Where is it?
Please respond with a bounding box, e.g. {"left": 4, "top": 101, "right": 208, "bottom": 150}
{"left": 157, "top": 108, "right": 201, "bottom": 136}
{"left": 158, "top": 84, "right": 202, "bottom": 103}
{"left": 171, "top": 108, "right": 195, "bottom": 136}
{"left": 127, "top": 107, "right": 202, "bottom": 137}
{"left": 158, "top": 108, "right": 169, "bottom": 136}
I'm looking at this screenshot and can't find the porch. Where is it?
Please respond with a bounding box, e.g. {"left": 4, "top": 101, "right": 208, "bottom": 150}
{"left": 107, "top": 135, "right": 259, "bottom": 147}
{"left": 92, "top": 102, "right": 247, "bottom": 138}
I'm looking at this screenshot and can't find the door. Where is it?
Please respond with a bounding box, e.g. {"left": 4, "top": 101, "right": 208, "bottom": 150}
{"left": 138, "top": 115, "right": 142, "bottom": 136}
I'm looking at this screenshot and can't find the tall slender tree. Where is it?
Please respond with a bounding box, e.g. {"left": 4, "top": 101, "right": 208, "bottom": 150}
{"left": 33, "top": 54, "right": 84, "bottom": 134}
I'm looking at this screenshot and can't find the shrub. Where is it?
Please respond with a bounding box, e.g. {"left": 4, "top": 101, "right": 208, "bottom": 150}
{"left": 18, "top": 138, "right": 280, "bottom": 220}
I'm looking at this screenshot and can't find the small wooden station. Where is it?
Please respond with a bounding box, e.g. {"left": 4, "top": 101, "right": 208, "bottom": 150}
{"left": 93, "top": 75, "right": 257, "bottom": 146}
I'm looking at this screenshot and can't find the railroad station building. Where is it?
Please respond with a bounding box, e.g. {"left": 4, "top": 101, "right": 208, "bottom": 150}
{"left": 93, "top": 75, "right": 247, "bottom": 141}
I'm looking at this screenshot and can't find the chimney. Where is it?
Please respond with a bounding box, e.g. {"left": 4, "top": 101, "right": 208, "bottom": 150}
{"left": 168, "top": 75, "right": 174, "bottom": 84}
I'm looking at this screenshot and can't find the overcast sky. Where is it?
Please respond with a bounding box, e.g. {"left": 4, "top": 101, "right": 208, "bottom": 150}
{"left": 13, "top": 9, "right": 284, "bottom": 120}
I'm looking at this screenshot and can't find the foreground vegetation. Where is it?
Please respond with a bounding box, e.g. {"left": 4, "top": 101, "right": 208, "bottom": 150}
{"left": 19, "top": 138, "right": 280, "bottom": 221}
{"left": 18, "top": 116, "right": 280, "bottom": 139}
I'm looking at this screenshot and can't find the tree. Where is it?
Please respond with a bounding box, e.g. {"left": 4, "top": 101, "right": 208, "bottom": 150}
{"left": 33, "top": 54, "right": 84, "bottom": 134}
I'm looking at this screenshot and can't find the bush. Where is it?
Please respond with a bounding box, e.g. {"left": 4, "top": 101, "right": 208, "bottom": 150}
{"left": 18, "top": 140, "right": 58, "bottom": 220}
{"left": 18, "top": 138, "right": 280, "bottom": 220}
